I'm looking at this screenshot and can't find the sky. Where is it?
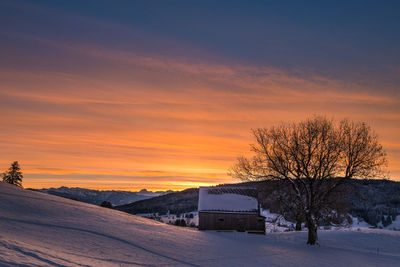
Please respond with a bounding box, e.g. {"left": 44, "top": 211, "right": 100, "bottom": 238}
{"left": 0, "top": 0, "right": 399, "bottom": 190}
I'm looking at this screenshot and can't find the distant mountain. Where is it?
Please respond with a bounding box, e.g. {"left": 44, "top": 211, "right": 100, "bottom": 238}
{"left": 29, "top": 186, "right": 175, "bottom": 206}
{"left": 115, "top": 188, "right": 199, "bottom": 215}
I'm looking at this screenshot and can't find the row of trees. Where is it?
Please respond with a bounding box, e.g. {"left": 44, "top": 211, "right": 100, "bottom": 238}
{"left": 230, "top": 116, "right": 387, "bottom": 245}
{"left": 2, "top": 161, "right": 23, "bottom": 187}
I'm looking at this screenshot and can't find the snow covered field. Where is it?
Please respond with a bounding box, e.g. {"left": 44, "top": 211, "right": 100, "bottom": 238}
{"left": 1, "top": 182, "right": 400, "bottom": 267}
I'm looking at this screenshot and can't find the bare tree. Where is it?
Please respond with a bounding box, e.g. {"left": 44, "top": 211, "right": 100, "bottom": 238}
{"left": 229, "top": 116, "right": 387, "bottom": 245}
{"left": 2, "top": 161, "right": 23, "bottom": 187}
{"left": 258, "top": 180, "right": 305, "bottom": 230}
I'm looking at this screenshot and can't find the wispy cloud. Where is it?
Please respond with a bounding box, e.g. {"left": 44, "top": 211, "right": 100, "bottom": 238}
{"left": 0, "top": 3, "right": 399, "bottom": 188}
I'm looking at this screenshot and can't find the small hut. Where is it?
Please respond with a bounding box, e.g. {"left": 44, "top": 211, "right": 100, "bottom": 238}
{"left": 198, "top": 186, "right": 265, "bottom": 233}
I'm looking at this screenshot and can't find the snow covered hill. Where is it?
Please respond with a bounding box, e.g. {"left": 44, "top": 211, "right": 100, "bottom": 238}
{"left": 1, "top": 181, "right": 400, "bottom": 267}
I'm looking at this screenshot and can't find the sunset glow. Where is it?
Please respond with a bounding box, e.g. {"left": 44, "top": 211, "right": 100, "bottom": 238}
{"left": 1, "top": 1, "right": 399, "bottom": 190}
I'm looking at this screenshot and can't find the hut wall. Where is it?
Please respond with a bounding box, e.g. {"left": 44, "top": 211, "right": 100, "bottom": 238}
{"left": 199, "top": 212, "right": 265, "bottom": 232}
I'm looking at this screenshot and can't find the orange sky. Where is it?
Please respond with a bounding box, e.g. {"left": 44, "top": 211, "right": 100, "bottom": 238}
{"left": 1, "top": 1, "right": 399, "bottom": 190}
{"left": 1, "top": 48, "right": 399, "bottom": 190}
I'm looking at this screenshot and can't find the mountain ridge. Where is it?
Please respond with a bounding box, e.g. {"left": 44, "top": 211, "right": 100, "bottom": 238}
{"left": 29, "top": 186, "right": 175, "bottom": 206}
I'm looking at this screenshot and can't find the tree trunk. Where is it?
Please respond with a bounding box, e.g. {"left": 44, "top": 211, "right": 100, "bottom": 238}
{"left": 306, "top": 213, "right": 318, "bottom": 245}
{"left": 295, "top": 217, "right": 302, "bottom": 231}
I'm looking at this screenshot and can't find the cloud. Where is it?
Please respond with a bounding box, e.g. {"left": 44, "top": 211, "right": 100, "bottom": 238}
{"left": 0, "top": 21, "right": 399, "bottom": 188}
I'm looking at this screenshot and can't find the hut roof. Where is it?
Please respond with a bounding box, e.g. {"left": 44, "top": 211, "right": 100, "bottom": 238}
{"left": 198, "top": 186, "right": 259, "bottom": 212}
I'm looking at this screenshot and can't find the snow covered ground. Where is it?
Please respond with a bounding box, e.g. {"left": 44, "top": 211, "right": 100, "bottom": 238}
{"left": 1, "top": 181, "right": 400, "bottom": 267}
{"left": 261, "top": 209, "right": 400, "bottom": 233}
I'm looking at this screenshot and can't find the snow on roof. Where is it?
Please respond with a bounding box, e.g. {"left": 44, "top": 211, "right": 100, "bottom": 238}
{"left": 198, "top": 186, "right": 259, "bottom": 212}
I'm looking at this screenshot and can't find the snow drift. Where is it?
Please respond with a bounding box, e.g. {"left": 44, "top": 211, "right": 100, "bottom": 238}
{"left": 1, "top": 181, "right": 400, "bottom": 266}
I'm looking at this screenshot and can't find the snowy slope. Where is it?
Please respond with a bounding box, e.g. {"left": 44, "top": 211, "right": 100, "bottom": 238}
{"left": 1, "top": 182, "right": 400, "bottom": 267}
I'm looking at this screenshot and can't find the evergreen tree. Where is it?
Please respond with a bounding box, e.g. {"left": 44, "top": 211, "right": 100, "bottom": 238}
{"left": 2, "top": 161, "right": 23, "bottom": 187}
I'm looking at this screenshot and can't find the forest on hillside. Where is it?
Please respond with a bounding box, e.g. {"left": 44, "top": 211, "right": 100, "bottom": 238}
{"left": 116, "top": 179, "right": 400, "bottom": 228}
